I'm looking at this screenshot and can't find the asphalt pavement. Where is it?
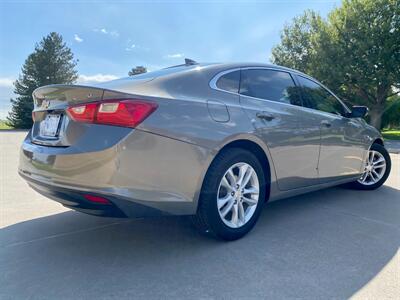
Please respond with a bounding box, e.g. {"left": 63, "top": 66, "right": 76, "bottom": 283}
{"left": 1, "top": 131, "right": 399, "bottom": 299}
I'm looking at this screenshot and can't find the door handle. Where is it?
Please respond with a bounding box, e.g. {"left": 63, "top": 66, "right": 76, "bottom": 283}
{"left": 321, "top": 120, "right": 331, "bottom": 128}
{"left": 256, "top": 111, "right": 275, "bottom": 121}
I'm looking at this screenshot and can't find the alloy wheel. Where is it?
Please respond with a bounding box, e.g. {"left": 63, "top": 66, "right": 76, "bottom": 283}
{"left": 217, "top": 162, "right": 260, "bottom": 228}
{"left": 357, "top": 150, "right": 386, "bottom": 186}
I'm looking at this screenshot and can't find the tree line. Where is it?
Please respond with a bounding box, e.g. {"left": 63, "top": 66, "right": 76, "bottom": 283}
{"left": 7, "top": 0, "right": 400, "bottom": 129}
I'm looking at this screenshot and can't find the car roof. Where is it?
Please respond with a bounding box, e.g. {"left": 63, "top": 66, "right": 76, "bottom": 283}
{"left": 97, "top": 62, "right": 311, "bottom": 89}
{"left": 195, "top": 62, "right": 308, "bottom": 77}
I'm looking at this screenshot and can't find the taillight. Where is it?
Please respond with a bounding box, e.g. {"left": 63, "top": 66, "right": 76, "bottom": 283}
{"left": 66, "top": 99, "right": 157, "bottom": 128}
{"left": 67, "top": 103, "right": 97, "bottom": 123}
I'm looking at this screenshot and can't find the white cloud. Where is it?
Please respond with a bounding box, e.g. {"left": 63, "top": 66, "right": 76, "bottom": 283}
{"left": 0, "top": 78, "right": 14, "bottom": 87}
{"left": 95, "top": 28, "right": 119, "bottom": 38}
{"left": 164, "top": 53, "right": 184, "bottom": 59}
{"left": 125, "top": 44, "right": 136, "bottom": 51}
{"left": 74, "top": 34, "right": 83, "bottom": 43}
{"left": 109, "top": 31, "right": 119, "bottom": 37}
{"left": 77, "top": 74, "right": 119, "bottom": 84}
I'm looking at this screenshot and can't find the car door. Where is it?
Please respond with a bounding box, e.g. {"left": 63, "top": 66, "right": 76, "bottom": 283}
{"left": 239, "top": 68, "right": 320, "bottom": 190}
{"left": 296, "top": 75, "right": 366, "bottom": 183}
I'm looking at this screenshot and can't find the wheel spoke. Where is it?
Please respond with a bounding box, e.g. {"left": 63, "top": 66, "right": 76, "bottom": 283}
{"left": 218, "top": 195, "right": 233, "bottom": 209}
{"left": 226, "top": 169, "right": 236, "bottom": 187}
{"left": 373, "top": 157, "right": 384, "bottom": 166}
{"left": 238, "top": 202, "right": 245, "bottom": 224}
{"left": 221, "top": 176, "right": 234, "bottom": 192}
{"left": 370, "top": 170, "right": 378, "bottom": 182}
{"left": 237, "top": 164, "right": 249, "bottom": 186}
{"left": 371, "top": 169, "right": 380, "bottom": 182}
{"left": 220, "top": 200, "right": 234, "bottom": 217}
{"left": 231, "top": 204, "right": 239, "bottom": 226}
{"left": 241, "top": 168, "right": 254, "bottom": 188}
{"left": 374, "top": 162, "right": 386, "bottom": 169}
{"left": 243, "top": 186, "right": 259, "bottom": 195}
{"left": 360, "top": 172, "right": 368, "bottom": 183}
{"left": 369, "top": 151, "right": 375, "bottom": 164}
{"left": 242, "top": 196, "right": 257, "bottom": 206}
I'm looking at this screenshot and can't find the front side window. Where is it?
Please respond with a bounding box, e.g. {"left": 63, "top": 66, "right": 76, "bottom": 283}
{"left": 297, "top": 76, "right": 346, "bottom": 116}
{"left": 239, "top": 69, "right": 302, "bottom": 106}
{"left": 216, "top": 70, "right": 240, "bottom": 93}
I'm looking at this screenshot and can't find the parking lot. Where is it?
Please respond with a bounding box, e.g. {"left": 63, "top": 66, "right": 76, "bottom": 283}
{"left": 1, "top": 131, "right": 399, "bottom": 299}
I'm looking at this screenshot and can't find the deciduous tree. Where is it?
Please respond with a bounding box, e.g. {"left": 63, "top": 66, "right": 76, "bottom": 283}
{"left": 128, "top": 66, "right": 147, "bottom": 76}
{"left": 272, "top": 0, "right": 400, "bottom": 129}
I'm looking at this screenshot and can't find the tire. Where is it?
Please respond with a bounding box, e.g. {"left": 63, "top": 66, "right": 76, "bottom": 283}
{"left": 193, "top": 148, "right": 267, "bottom": 240}
{"left": 345, "top": 143, "right": 391, "bottom": 190}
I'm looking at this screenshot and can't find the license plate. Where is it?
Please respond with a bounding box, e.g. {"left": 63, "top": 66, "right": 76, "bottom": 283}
{"left": 40, "top": 114, "right": 61, "bottom": 137}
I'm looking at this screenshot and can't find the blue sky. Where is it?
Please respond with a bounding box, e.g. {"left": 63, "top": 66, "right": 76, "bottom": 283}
{"left": 0, "top": 0, "right": 339, "bottom": 119}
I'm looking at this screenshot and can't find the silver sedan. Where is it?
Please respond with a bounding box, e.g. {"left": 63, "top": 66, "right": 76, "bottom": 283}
{"left": 19, "top": 61, "right": 391, "bottom": 240}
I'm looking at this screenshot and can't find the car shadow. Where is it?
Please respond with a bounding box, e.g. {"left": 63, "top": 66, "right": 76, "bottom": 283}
{"left": 1, "top": 185, "right": 399, "bottom": 299}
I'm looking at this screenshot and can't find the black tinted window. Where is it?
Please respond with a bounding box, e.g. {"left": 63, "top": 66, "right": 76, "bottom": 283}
{"left": 216, "top": 71, "right": 240, "bottom": 93}
{"left": 239, "top": 69, "right": 301, "bottom": 106}
{"left": 298, "top": 76, "right": 346, "bottom": 116}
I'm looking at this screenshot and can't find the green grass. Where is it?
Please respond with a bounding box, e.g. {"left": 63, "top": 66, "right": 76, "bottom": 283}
{"left": 382, "top": 130, "right": 400, "bottom": 140}
{"left": 0, "top": 120, "right": 12, "bottom": 130}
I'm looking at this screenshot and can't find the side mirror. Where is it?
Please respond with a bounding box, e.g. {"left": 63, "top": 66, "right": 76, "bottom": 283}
{"left": 347, "top": 106, "right": 368, "bottom": 118}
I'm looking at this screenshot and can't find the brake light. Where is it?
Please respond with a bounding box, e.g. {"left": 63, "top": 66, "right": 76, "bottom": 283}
{"left": 66, "top": 99, "right": 157, "bottom": 128}
{"left": 67, "top": 103, "right": 97, "bottom": 123}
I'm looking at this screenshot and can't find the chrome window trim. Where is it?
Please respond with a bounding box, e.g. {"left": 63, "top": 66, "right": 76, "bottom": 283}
{"left": 209, "top": 67, "right": 301, "bottom": 108}
{"left": 209, "top": 66, "right": 351, "bottom": 116}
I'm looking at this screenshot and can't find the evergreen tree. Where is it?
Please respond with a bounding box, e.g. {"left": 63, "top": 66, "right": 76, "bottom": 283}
{"left": 7, "top": 32, "right": 78, "bottom": 128}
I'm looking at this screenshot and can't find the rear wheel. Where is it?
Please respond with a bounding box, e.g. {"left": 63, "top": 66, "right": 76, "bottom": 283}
{"left": 193, "top": 148, "right": 266, "bottom": 240}
{"left": 346, "top": 143, "right": 391, "bottom": 190}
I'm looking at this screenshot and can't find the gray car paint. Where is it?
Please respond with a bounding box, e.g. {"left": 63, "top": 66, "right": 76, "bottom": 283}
{"left": 19, "top": 62, "right": 383, "bottom": 216}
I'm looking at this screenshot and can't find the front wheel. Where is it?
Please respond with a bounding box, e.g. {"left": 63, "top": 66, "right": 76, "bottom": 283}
{"left": 193, "top": 148, "right": 266, "bottom": 240}
{"left": 346, "top": 143, "right": 391, "bottom": 190}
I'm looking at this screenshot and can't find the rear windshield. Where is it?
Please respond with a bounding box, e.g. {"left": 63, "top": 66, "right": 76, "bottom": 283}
{"left": 97, "top": 65, "right": 203, "bottom": 88}
{"left": 126, "top": 65, "right": 197, "bottom": 80}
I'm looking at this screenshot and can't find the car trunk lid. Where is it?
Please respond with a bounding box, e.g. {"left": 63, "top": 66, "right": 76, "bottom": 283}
{"left": 31, "top": 84, "right": 142, "bottom": 147}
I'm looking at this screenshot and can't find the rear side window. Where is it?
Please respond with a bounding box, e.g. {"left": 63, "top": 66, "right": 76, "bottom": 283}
{"left": 239, "top": 69, "right": 302, "bottom": 106}
{"left": 216, "top": 71, "right": 240, "bottom": 93}
{"left": 297, "top": 76, "right": 346, "bottom": 116}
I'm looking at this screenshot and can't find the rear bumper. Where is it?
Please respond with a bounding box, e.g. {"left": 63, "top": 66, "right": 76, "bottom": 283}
{"left": 19, "top": 129, "right": 212, "bottom": 217}
{"left": 21, "top": 173, "right": 167, "bottom": 218}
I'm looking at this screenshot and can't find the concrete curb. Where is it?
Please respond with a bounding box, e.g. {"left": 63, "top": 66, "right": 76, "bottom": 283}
{"left": 385, "top": 140, "right": 400, "bottom": 154}
{"left": 0, "top": 129, "right": 30, "bottom": 132}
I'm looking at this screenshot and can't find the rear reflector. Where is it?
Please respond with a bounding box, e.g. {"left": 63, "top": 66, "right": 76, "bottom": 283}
{"left": 83, "top": 194, "right": 111, "bottom": 205}
{"left": 66, "top": 99, "right": 157, "bottom": 128}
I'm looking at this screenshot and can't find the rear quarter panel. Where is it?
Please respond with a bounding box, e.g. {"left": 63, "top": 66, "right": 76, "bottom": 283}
{"left": 106, "top": 67, "right": 280, "bottom": 203}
